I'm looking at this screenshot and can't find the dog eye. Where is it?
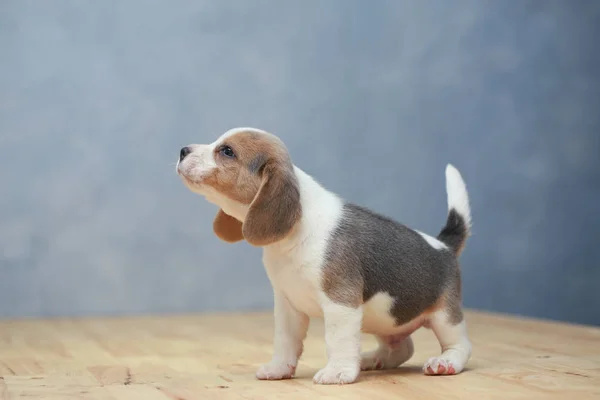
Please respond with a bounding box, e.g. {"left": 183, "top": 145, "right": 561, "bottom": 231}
{"left": 220, "top": 145, "right": 235, "bottom": 158}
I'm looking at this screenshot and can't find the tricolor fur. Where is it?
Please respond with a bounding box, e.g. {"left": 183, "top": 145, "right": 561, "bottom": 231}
{"left": 177, "top": 127, "right": 473, "bottom": 384}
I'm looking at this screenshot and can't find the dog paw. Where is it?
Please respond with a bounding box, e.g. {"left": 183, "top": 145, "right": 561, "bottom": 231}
{"left": 361, "top": 339, "right": 413, "bottom": 371}
{"left": 313, "top": 363, "right": 359, "bottom": 385}
{"left": 256, "top": 361, "right": 296, "bottom": 380}
{"left": 360, "top": 351, "right": 385, "bottom": 371}
{"left": 423, "top": 357, "right": 458, "bottom": 375}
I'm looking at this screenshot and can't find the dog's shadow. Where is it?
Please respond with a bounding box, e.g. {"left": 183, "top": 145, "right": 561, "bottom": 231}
{"left": 361, "top": 365, "right": 473, "bottom": 382}
{"left": 296, "top": 365, "right": 426, "bottom": 383}
{"left": 360, "top": 365, "right": 424, "bottom": 380}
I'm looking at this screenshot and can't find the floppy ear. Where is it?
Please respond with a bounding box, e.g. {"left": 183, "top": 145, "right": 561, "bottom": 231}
{"left": 242, "top": 162, "right": 302, "bottom": 246}
{"left": 213, "top": 209, "right": 244, "bottom": 243}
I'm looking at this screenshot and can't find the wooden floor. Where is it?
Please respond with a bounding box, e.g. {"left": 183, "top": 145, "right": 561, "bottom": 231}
{"left": 0, "top": 311, "right": 599, "bottom": 400}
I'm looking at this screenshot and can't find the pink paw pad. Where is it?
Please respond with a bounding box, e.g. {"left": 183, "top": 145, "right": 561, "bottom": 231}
{"left": 361, "top": 358, "right": 384, "bottom": 371}
{"left": 423, "top": 358, "right": 456, "bottom": 375}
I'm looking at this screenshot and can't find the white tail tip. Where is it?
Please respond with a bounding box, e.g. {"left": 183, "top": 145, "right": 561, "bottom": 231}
{"left": 445, "top": 164, "right": 472, "bottom": 229}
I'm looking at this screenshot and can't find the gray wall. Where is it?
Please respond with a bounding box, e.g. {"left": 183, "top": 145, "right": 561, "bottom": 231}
{"left": 1, "top": 0, "right": 599, "bottom": 325}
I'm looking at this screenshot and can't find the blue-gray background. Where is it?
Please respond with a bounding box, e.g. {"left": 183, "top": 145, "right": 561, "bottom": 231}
{"left": 1, "top": 1, "right": 599, "bottom": 325}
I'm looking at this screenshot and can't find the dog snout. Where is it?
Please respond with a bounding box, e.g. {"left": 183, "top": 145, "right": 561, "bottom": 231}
{"left": 180, "top": 146, "right": 192, "bottom": 162}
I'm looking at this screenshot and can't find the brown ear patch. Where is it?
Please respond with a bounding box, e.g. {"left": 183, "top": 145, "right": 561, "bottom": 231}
{"left": 201, "top": 129, "right": 302, "bottom": 246}
{"left": 213, "top": 209, "right": 244, "bottom": 243}
{"left": 242, "top": 162, "right": 302, "bottom": 246}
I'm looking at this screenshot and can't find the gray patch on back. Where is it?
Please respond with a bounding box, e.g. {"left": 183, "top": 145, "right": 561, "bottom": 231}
{"left": 322, "top": 203, "right": 462, "bottom": 325}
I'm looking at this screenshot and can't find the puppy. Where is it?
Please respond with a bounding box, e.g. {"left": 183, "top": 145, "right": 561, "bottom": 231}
{"left": 176, "top": 127, "right": 472, "bottom": 384}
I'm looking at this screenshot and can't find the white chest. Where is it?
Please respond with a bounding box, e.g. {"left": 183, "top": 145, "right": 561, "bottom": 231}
{"left": 263, "top": 247, "right": 324, "bottom": 318}
{"left": 259, "top": 166, "right": 345, "bottom": 319}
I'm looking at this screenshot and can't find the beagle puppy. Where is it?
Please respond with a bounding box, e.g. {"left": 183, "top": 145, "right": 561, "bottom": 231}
{"left": 176, "top": 127, "right": 472, "bottom": 384}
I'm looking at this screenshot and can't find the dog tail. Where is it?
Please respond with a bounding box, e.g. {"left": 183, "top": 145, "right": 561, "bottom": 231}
{"left": 437, "top": 164, "right": 472, "bottom": 257}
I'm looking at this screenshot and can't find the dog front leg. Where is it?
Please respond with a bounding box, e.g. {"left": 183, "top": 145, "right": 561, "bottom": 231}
{"left": 313, "top": 300, "right": 362, "bottom": 384}
{"left": 256, "top": 290, "right": 309, "bottom": 380}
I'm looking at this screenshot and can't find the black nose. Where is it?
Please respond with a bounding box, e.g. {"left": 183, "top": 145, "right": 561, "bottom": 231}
{"left": 179, "top": 146, "right": 192, "bottom": 161}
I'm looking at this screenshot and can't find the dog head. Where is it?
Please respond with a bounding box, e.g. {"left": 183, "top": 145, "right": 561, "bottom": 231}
{"left": 176, "top": 128, "right": 302, "bottom": 246}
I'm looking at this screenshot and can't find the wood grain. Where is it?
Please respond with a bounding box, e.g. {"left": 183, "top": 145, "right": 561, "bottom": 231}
{"left": 0, "top": 311, "right": 599, "bottom": 399}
